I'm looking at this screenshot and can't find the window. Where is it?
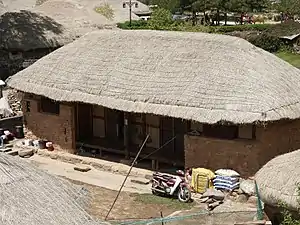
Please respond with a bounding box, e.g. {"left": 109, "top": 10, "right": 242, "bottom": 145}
{"left": 188, "top": 122, "right": 255, "bottom": 140}
{"left": 202, "top": 124, "right": 238, "bottom": 139}
{"left": 40, "top": 97, "right": 60, "bottom": 115}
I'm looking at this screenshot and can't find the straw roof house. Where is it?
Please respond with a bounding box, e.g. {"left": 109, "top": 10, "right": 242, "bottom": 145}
{"left": 6, "top": 30, "right": 300, "bottom": 123}
{"left": 6, "top": 30, "right": 300, "bottom": 176}
{"left": 0, "top": 153, "right": 108, "bottom": 225}
{"left": 256, "top": 149, "right": 300, "bottom": 210}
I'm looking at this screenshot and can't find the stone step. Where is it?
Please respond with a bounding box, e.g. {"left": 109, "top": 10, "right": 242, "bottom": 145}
{"left": 0, "top": 148, "right": 12, "bottom": 153}
{"left": 6, "top": 149, "right": 19, "bottom": 156}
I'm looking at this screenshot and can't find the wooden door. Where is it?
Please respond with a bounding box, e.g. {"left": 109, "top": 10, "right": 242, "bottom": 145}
{"left": 174, "top": 118, "right": 185, "bottom": 162}
{"left": 106, "top": 109, "right": 124, "bottom": 144}
{"left": 76, "top": 103, "right": 92, "bottom": 141}
{"left": 160, "top": 117, "right": 175, "bottom": 159}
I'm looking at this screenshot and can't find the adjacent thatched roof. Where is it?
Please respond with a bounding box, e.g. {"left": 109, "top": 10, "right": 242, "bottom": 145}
{"left": 32, "top": 0, "right": 149, "bottom": 35}
{"left": 0, "top": 10, "right": 76, "bottom": 50}
{"left": 255, "top": 150, "right": 300, "bottom": 211}
{"left": 0, "top": 153, "right": 107, "bottom": 225}
{"left": 7, "top": 30, "right": 300, "bottom": 124}
{"left": 0, "top": 1, "right": 6, "bottom": 15}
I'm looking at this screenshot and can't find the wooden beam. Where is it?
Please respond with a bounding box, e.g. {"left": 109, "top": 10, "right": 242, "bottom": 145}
{"left": 124, "top": 112, "right": 130, "bottom": 159}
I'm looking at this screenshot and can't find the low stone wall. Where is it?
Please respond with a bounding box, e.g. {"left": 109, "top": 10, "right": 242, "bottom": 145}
{"left": 0, "top": 115, "right": 23, "bottom": 132}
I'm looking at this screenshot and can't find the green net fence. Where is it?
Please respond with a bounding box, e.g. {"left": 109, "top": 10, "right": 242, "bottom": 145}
{"left": 113, "top": 210, "right": 258, "bottom": 225}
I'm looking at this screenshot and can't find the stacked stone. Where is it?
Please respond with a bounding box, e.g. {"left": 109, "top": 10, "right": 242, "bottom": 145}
{"left": 6, "top": 89, "right": 22, "bottom": 116}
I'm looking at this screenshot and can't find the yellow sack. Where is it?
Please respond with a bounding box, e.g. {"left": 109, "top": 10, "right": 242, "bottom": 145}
{"left": 191, "top": 168, "right": 215, "bottom": 193}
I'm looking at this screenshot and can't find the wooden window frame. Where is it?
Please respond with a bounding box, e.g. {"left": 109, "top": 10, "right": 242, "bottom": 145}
{"left": 39, "top": 97, "right": 60, "bottom": 115}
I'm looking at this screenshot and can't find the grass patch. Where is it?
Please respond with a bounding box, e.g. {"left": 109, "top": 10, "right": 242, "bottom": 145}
{"left": 276, "top": 51, "right": 300, "bottom": 68}
{"left": 130, "top": 193, "right": 195, "bottom": 210}
{"left": 95, "top": 3, "right": 114, "bottom": 20}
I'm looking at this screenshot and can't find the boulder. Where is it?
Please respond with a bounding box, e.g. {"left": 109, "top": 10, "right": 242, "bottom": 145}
{"left": 247, "top": 196, "right": 258, "bottom": 205}
{"left": 236, "top": 194, "right": 248, "bottom": 203}
{"left": 240, "top": 179, "right": 255, "bottom": 196}
{"left": 18, "top": 149, "right": 34, "bottom": 158}
{"left": 74, "top": 164, "right": 91, "bottom": 172}
{"left": 202, "top": 188, "right": 225, "bottom": 201}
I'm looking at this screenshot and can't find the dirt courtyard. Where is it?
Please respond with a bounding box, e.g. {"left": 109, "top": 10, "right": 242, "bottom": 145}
{"left": 69, "top": 179, "right": 196, "bottom": 222}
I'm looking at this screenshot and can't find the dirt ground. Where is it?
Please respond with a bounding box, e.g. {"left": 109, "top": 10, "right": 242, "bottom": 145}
{"left": 69, "top": 179, "right": 196, "bottom": 222}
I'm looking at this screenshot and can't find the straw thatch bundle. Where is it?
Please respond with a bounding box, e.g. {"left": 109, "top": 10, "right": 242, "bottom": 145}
{"left": 255, "top": 150, "right": 300, "bottom": 211}
{"left": 0, "top": 153, "right": 107, "bottom": 225}
{"left": 0, "top": 10, "right": 75, "bottom": 51}
{"left": 6, "top": 30, "right": 300, "bottom": 124}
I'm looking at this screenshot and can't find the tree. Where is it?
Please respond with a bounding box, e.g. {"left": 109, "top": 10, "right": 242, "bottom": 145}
{"left": 274, "top": 0, "right": 300, "bottom": 19}
{"left": 149, "top": 0, "right": 181, "bottom": 13}
{"left": 147, "top": 8, "right": 173, "bottom": 29}
{"left": 245, "top": 0, "right": 269, "bottom": 12}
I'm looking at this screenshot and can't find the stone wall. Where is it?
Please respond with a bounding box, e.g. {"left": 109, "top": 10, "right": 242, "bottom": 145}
{"left": 185, "top": 119, "right": 300, "bottom": 177}
{"left": 22, "top": 97, "right": 75, "bottom": 152}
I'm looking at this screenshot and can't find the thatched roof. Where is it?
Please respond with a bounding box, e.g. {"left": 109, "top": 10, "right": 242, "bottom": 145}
{"left": 7, "top": 30, "right": 300, "bottom": 124}
{"left": 1, "top": 0, "right": 36, "bottom": 12}
{"left": 255, "top": 150, "right": 300, "bottom": 210}
{"left": 0, "top": 10, "right": 76, "bottom": 51}
{"left": 0, "top": 153, "right": 108, "bottom": 225}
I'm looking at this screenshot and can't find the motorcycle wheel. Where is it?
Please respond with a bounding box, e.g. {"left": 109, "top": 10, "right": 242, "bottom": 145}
{"left": 177, "top": 186, "right": 191, "bottom": 203}
{"left": 151, "top": 182, "right": 160, "bottom": 195}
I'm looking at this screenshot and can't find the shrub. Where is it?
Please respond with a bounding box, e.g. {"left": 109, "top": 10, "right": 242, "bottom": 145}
{"left": 213, "top": 24, "right": 273, "bottom": 33}
{"left": 95, "top": 3, "right": 115, "bottom": 20}
{"left": 147, "top": 8, "right": 173, "bottom": 29}
{"left": 117, "top": 20, "right": 148, "bottom": 29}
{"left": 248, "top": 33, "right": 283, "bottom": 52}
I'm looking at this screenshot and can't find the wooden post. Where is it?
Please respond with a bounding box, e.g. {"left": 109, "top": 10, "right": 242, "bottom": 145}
{"left": 124, "top": 112, "right": 130, "bottom": 159}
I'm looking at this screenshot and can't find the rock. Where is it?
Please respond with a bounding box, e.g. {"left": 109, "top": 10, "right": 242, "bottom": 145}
{"left": 231, "top": 191, "right": 238, "bottom": 197}
{"left": 240, "top": 179, "right": 256, "bottom": 196}
{"left": 74, "top": 164, "right": 91, "bottom": 172}
{"left": 0, "top": 148, "right": 12, "bottom": 153}
{"left": 237, "top": 194, "right": 248, "bottom": 203}
{"left": 237, "top": 188, "right": 244, "bottom": 194}
{"left": 208, "top": 201, "right": 222, "bottom": 211}
{"left": 202, "top": 188, "right": 225, "bottom": 201}
{"left": 18, "top": 148, "right": 34, "bottom": 158}
{"left": 199, "top": 197, "right": 209, "bottom": 203}
{"left": 247, "top": 196, "right": 258, "bottom": 205}
{"left": 6, "top": 89, "right": 22, "bottom": 117}
{"left": 206, "top": 198, "right": 215, "bottom": 204}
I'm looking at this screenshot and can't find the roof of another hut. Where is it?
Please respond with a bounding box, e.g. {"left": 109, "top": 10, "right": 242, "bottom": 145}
{"left": 255, "top": 150, "right": 300, "bottom": 210}
{"left": 33, "top": 0, "right": 149, "bottom": 27}
{"left": 0, "top": 1, "right": 6, "bottom": 15}
{"left": 280, "top": 33, "right": 300, "bottom": 41}
{"left": 0, "top": 153, "right": 108, "bottom": 225}
{"left": 0, "top": 10, "right": 76, "bottom": 50}
{"left": 6, "top": 30, "right": 300, "bottom": 124}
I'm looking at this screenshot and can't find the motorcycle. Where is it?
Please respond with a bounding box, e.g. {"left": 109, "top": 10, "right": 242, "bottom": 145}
{"left": 151, "top": 170, "right": 192, "bottom": 203}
